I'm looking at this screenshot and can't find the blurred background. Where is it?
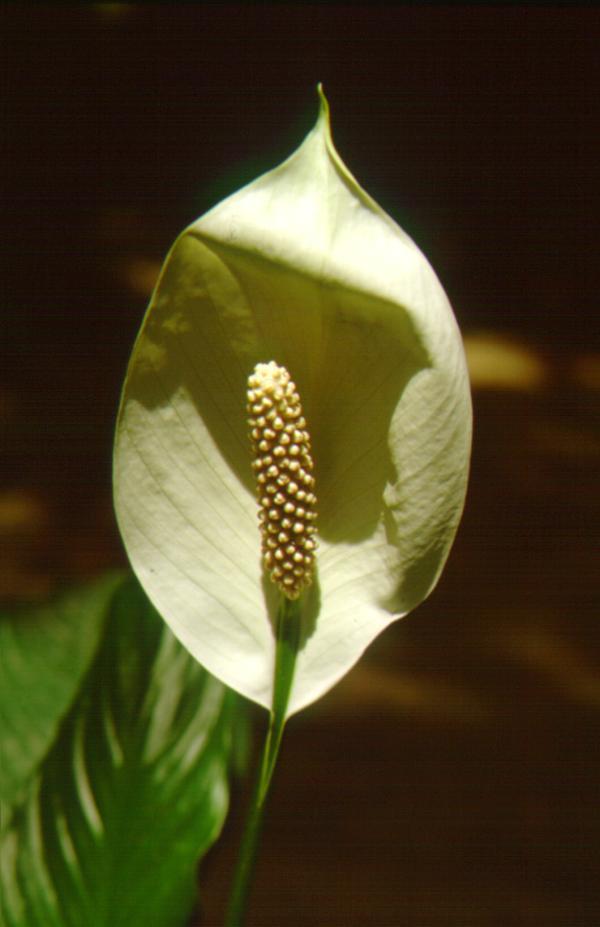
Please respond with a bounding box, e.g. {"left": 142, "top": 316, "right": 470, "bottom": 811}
{"left": 2, "top": 5, "right": 599, "bottom": 925}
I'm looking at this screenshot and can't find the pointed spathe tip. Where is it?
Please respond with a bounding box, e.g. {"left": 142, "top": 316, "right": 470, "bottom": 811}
{"left": 316, "top": 83, "right": 330, "bottom": 121}
{"left": 315, "top": 83, "right": 332, "bottom": 143}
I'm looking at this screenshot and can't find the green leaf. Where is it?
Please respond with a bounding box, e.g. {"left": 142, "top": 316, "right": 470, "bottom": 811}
{"left": 114, "top": 86, "right": 472, "bottom": 716}
{"left": 0, "top": 573, "right": 123, "bottom": 813}
{"left": 1, "top": 576, "right": 242, "bottom": 927}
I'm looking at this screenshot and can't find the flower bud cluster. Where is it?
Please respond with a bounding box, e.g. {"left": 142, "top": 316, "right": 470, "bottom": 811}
{"left": 247, "top": 361, "right": 317, "bottom": 600}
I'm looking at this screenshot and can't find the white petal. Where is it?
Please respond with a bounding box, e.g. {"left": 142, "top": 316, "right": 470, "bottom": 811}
{"left": 114, "top": 88, "right": 471, "bottom": 714}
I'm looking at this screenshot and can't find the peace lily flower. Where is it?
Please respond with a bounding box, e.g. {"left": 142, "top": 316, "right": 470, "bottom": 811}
{"left": 113, "top": 87, "right": 472, "bottom": 719}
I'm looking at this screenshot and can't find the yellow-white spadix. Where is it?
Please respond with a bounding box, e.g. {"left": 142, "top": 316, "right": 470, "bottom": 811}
{"left": 247, "top": 361, "right": 318, "bottom": 602}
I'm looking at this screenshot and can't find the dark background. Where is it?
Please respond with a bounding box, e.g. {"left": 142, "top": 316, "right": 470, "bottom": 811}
{"left": 2, "top": 6, "right": 599, "bottom": 926}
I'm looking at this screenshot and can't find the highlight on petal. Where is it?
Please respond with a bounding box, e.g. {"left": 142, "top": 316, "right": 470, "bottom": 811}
{"left": 113, "top": 86, "right": 472, "bottom": 716}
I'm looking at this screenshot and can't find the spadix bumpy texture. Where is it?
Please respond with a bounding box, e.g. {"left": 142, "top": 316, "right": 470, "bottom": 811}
{"left": 248, "top": 362, "right": 317, "bottom": 600}
{"left": 113, "top": 87, "right": 472, "bottom": 717}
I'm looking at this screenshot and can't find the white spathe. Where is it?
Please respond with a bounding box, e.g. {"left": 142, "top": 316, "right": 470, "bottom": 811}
{"left": 113, "top": 88, "right": 472, "bottom": 717}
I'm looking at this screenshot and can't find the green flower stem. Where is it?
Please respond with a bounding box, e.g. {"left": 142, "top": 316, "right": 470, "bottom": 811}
{"left": 224, "top": 596, "right": 301, "bottom": 927}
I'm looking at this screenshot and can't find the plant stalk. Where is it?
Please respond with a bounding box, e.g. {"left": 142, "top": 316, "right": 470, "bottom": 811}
{"left": 224, "top": 597, "right": 301, "bottom": 927}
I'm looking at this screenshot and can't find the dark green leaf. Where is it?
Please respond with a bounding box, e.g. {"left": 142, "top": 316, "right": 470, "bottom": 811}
{"left": 0, "top": 573, "right": 123, "bottom": 812}
{"left": 1, "top": 576, "right": 243, "bottom": 927}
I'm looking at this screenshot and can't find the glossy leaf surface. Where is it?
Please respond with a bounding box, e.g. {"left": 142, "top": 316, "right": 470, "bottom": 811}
{"left": 1, "top": 577, "right": 240, "bottom": 927}
{"left": 0, "top": 574, "right": 121, "bottom": 813}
